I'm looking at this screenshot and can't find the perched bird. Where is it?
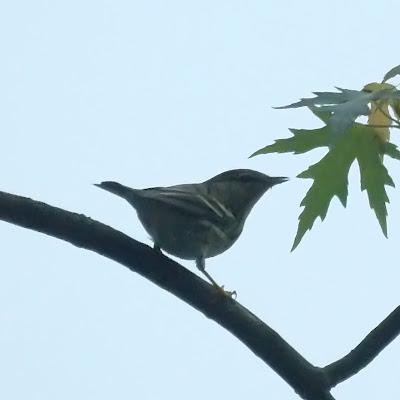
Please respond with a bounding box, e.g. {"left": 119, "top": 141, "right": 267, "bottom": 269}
{"left": 94, "top": 169, "right": 287, "bottom": 294}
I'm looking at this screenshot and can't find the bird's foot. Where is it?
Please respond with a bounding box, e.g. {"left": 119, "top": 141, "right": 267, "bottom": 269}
{"left": 216, "top": 285, "right": 237, "bottom": 299}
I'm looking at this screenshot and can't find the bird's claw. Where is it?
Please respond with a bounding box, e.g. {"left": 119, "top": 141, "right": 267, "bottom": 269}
{"left": 218, "top": 285, "right": 237, "bottom": 299}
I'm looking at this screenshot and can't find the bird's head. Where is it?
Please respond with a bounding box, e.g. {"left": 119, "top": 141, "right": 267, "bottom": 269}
{"left": 206, "top": 169, "right": 288, "bottom": 222}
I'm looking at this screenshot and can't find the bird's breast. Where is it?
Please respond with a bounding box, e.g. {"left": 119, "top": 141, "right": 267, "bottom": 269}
{"left": 137, "top": 209, "right": 242, "bottom": 261}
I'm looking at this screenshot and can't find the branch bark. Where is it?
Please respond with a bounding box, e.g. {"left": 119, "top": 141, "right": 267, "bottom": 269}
{"left": 324, "top": 305, "right": 400, "bottom": 387}
{"left": 2, "top": 189, "right": 398, "bottom": 399}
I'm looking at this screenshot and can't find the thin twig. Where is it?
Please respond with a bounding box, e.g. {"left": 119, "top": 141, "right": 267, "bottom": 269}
{"left": 323, "top": 305, "right": 400, "bottom": 387}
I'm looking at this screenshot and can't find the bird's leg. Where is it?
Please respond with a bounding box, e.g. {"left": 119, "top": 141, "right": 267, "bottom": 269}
{"left": 153, "top": 244, "right": 162, "bottom": 253}
{"left": 196, "top": 257, "right": 236, "bottom": 298}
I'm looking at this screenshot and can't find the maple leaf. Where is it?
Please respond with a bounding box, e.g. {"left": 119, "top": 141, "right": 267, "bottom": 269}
{"left": 252, "top": 65, "right": 400, "bottom": 249}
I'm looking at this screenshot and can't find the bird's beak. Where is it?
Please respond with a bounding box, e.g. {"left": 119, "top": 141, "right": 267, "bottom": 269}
{"left": 269, "top": 176, "right": 289, "bottom": 186}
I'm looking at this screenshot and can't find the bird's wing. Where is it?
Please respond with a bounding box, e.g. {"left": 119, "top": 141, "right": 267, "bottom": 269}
{"left": 137, "top": 185, "right": 235, "bottom": 223}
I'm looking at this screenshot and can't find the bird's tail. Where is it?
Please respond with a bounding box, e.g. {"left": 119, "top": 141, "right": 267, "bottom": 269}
{"left": 94, "top": 181, "right": 138, "bottom": 201}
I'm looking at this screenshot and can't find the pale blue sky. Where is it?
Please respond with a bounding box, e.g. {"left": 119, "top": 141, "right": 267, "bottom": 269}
{"left": 1, "top": 1, "right": 400, "bottom": 399}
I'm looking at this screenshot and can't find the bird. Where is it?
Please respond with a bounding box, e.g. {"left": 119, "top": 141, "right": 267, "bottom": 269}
{"left": 94, "top": 169, "right": 288, "bottom": 295}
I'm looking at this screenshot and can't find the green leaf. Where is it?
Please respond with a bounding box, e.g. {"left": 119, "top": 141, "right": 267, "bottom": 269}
{"left": 356, "top": 129, "right": 394, "bottom": 237}
{"left": 292, "top": 127, "right": 358, "bottom": 250}
{"left": 314, "top": 90, "right": 372, "bottom": 137}
{"left": 275, "top": 86, "right": 400, "bottom": 143}
{"left": 309, "top": 107, "right": 332, "bottom": 123}
{"left": 382, "top": 64, "right": 400, "bottom": 83}
{"left": 384, "top": 142, "right": 400, "bottom": 160}
{"left": 292, "top": 125, "right": 394, "bottom": 250}
{"left": 249, "top": 127, "right": 328, "bottom": 157}
{"left": 276, "top": 88, "right": 373, "bottom": 141}
{"left": 275, "top": 88, "right": 361, "bottom": 109}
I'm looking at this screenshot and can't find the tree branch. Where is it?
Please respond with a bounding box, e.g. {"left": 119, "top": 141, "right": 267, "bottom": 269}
{"left": 0, "top": 190, "right": 336, "bottom": 399}
{"left": 323, "top": 305, "right": 400, "bottom": 387}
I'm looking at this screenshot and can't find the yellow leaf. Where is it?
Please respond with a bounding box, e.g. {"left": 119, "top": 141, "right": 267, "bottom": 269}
{"left": 390, "top": 98, "right": 400, "bottom": 121}
{"left": 363, "top": 82, "right": 395, "bottom": 142}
